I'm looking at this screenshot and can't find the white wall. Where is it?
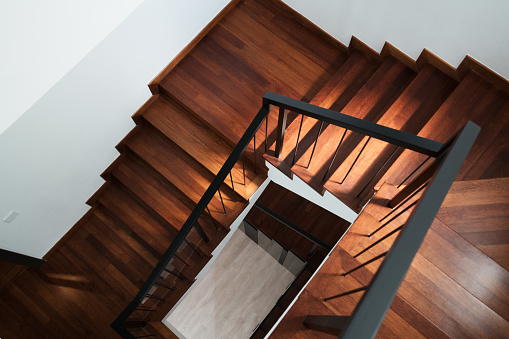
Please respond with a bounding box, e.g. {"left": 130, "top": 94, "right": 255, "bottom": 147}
{"left": 0, "top": 0, "right": 229, "bottom": 258}
{"left": 283, "top": 0, "right": 509, "bottom": 81}
{"left": 0, "top": 0, "right": 145, "bottom": 136}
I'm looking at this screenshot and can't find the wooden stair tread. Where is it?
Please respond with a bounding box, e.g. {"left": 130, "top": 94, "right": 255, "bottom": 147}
{"left": 273, "top": 244, "right": 448, "bottom": 339}
{"left": 295, "top": 57, "right": 416, "bottom": 199}
{"left": 436, "top": 178, "right": 509, "bottom": 271}
{"left": 121, "top": 122, "right": 248, "bottom": 227}
{"left": 338, "top": 183, "right": 509, "bottom": 337}
{"left": 96, "top": 180, "right": 209, "bottom": 266}
{"left": 158, "top": 0, "right": 348, "bottom": 146}
{"left": 272, "top": 51, "right": 378, "bottom": 174}
{"left": 107, "top": 153, "right": 228, "bottom": 253}
{"left": 321, "top": 64, "right": 457, "bottom": 208}
{"left": 380, "top": 71, "right": 509, "bottom": 188}
{"left": 141, "top": 95, "right": 264, "bottom": 200}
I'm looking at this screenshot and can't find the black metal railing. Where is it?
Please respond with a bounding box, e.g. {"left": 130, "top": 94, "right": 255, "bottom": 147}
{"left": 303, "top": 122, "right": 479, "bottom": 338}
{"left": 112, "top": 92, "right": 479, "bottom": 338}
{"left": 111, "top": 101, "right": 272, "bottom": 338}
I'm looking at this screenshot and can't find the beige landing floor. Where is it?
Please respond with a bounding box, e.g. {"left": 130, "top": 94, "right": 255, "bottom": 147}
{"left": 164, "top": 229, "right": 296, "bottom": 339}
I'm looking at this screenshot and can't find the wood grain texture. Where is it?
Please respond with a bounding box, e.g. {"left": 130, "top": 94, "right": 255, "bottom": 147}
{"left": 148, "top": 0, "right": 242, "bottom": 94}
{"left": 158, "top": 0, "right": 348, "bottom": 145}
{"left": 276, "top": 182, "right": 509, "bottom": 338}
{"left": 380, "top": 71, "right": 509, "bottom": 188}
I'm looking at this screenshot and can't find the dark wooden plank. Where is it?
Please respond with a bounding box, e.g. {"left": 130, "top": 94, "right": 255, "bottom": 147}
{"left": 381, "top": 71, "right": 509, "bottom": 187}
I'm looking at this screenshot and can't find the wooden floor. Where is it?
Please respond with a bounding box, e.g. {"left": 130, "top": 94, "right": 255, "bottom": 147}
{"left": 1, "top": 0, "right": 509, "bottom": 338}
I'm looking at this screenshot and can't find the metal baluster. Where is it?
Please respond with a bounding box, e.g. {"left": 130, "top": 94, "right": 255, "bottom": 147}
{"left": 241, "top": 153, "right": 246, "bottom": 185}
{"left": 163, "top": 268, "right": 183, "bottom": 280}
{"left": 229, "top": 171, "right": 235, "bottom": 191}
{"left": 368, "top": 200, "right": 419, "bottom": 237}
{"left": 265, "top": 116, "right": 268, "bottom": 153}
{"left": 397, "top": 156, "right": 432, "bottom": 188}
{"left": 174, "top": 254, "right": 191, "bottom": 267}
{"left": 145, "top": 294, "right": 165, "bottom": 301}
{"left": 354, "top": 225, "right": 403, "bottom": 258}
{"left": 369, "top": 200, "right": 419, "bottom": 237}
{"left": 216, "top": 189, "right": 226, "bottom": 214}
{"left": 322, "top": 128, "right": 347, "bottom": 182}
{"left": 253, "top": 132, "right": 257, "bottom": 174}
{"left": 205, "top": 206, "right": 219, "bottom": 231}
{"left": 306, "top": 121, "right": 324, "bottom": 168}
{"left": 193, "top": 221, "right": 210, "bottom": 243}
{"left": 183, "top": 238, "right": 202, "bottom": 255}
{"left": 154, "top": 281, "right": 175, "bottom": 290}
{"left": 356, "top": 146, "right": 400, "bottom": 198}
{"left": 323, "top": 286, "right": 367, "bottom": 302}
{"left": 380, "top": 183, "right": 428, "bottom": 223}
{"left": 274, "top": 107, "right": 288, "bottom": 158}
{"left": 340, "top": 137, "right": 371, "bottom": 184}
{"left": 292, "top": 115, "right": 304, "bottom": 166}
{"left": 341, "top": 251, "right": 388, "bottom": 277}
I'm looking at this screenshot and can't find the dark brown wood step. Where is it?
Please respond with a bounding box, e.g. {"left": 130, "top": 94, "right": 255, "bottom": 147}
{"left": 92, "top": 181, "right": 176, "bottom": 257}
{"left": 157, "top": 0, "right": 348, "bottom": 146}
{"left": 271, "top": 244, "right": 448, "bottom": 339}
{"left": 269, "top": 51, "right": 379, "bottom": 176}
{"left": 435, "top": 178, "right": 509, "bottom": 271}
{"left": 380, "top": 71, "right": 509, "bottom": 188}
{"left": 140, "top": 94, "right": 265, "bottom": 201}
{"left": 107, "top": 152, "right": 227, "bottom": 252}
{"left": 119, "top": 122, "right": 248, "bottom": 228}
{"left": 339, "top": 183, "right": 509, "bottom": 338}
{"left": 323, "top": 63, "right": 458, "bottom": 209}
{"left": 289, "top": 56, "right": 416, "bottom": 202}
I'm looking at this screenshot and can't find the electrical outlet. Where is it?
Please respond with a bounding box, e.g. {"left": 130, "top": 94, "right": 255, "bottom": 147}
{"left": 3, "top": 211, "right": 19, "bottom": 223}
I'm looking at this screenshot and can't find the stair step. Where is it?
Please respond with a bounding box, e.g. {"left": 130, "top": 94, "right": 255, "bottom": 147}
{"left": 323, "top": 63, "right": 458, "bottom": 210}
{"left": 120, "top": 122, "right": 248, "bottom": 227}
{"left": 156, "top": 0, "right": 349, "bottom": 146}
{"left": 290, "top": 56, "right": 416, "bottom": 204}
{"left": 380, "top": 71, "right": 509, "bottom": 188}
{"left": 141, "top": 94, "right": 265, "bottom": 201}
{"left": 267, "top": 51, "right": 379, "bottom": 176}
{"left": 337, "top": 182, "right": 509, "bottom": 337}
{"left": 92, "top": 180, "right": 177, "bottom": 257}
{"left": 436, "top": 178, "right": 509, "bottom": 271}
{"left": 273, "top": 243, "right": 450, "bottom": 338}
{"left": 108, "top": 152, "right": 227, "bottom": 253}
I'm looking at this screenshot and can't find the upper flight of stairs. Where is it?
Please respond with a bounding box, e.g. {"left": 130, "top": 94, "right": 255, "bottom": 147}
{"left": 1, "top": 0, "right": 509, "bottom": 338}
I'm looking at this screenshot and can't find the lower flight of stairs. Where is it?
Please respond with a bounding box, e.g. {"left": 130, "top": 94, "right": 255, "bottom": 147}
{"left": 269, "top": 180, "right": 509, "bottom": 338}
{"left": 84, "top": 92, "right": 268, "bottom": 327}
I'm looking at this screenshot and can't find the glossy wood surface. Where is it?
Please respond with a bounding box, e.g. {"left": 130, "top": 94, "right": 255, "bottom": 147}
{"left": 0, "top": 1, "right": 347, "bottom": 337}
{"left": 1, "top": 0, "right": 509, "bottom": 337}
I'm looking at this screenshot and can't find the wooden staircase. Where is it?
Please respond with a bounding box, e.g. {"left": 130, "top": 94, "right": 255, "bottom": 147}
{"left": 1, "top": 0, "right": 508, "bottom": 338}
{"left": 271, "top": 180, "right": 509, "bottom": 338}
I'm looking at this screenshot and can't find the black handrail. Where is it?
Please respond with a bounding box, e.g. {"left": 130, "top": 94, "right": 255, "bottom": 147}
{"left": 112, "top": 92, "right": 478, "bottom": 338}
{"left": 264, "top": 92, "right": 444, "bottom": 157}
{"left": 111, "top": 103, "right": 270, "bottom": 337}
{"left": 338, "top": 121, "right": 479, "bottom": 339}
